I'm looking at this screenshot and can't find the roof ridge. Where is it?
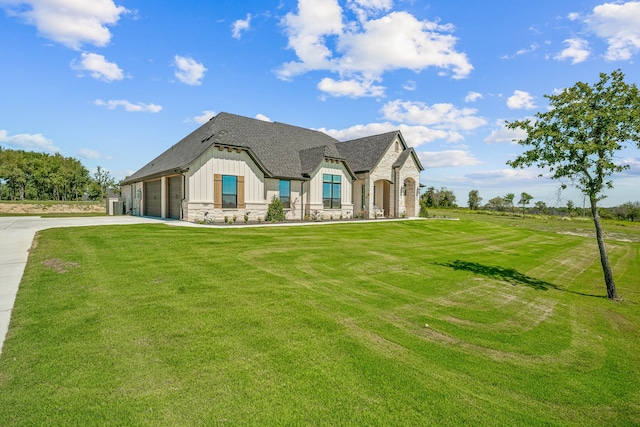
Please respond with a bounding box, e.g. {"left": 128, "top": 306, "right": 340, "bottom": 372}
{"left": 340, "top": 130, "right": 399, "bottom": 144}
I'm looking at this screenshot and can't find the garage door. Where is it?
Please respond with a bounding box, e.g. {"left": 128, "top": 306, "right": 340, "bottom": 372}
{"left": 144, "top": 180, "right": 161, "bottom": 217}
{"left": 167, "top": 176, "right": 182, "bottom": 219}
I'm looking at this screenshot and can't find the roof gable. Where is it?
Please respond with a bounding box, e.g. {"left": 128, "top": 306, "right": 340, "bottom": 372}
{"left": 122, "top": 120, "right": 219, "bottom": 183}
{"left": 336, "top": 131, "right": 399, "bottom": 173}
{"left": 121, "top": 113, "right": 417, "bottom": 185}
{"left": 393, "top": 147, "right": 424, "bottom": 171}
{"left": 122, "top": 113, "right": 342, "bottom": 184}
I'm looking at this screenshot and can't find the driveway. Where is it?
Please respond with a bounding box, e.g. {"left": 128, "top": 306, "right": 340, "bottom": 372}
{"left": 0, "top": 216, "right": 165, "bottom": 354}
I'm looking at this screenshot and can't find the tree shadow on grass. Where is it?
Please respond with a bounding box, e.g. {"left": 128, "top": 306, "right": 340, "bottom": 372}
{"left": 437, "top": 260, "right": 605, "bottom": 298}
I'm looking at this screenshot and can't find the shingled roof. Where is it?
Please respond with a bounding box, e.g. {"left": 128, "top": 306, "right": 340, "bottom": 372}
{"left": 121, "top": 112, "right": 419, "bottom": 185}
{"left": 335, "top": 131, "right": 401, "bottom": 173}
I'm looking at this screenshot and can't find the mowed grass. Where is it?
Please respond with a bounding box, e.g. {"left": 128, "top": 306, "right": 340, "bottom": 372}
{"left": 0, "top": 218, "right": 639, "bottom": 425}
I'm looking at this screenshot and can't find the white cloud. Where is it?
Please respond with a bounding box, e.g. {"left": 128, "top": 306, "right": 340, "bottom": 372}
{"left": 320, "top": 122, "right": 452, "bottom": 148}
{"left": 507, "top": 90, "right": 537, "bottom": 109}
{"left": 0, "top": 0, "right": 129, "bottom": 50}
{"left": 516, "top": 43, "right": 540, "bottom": 56}
{"left": 502, "top": 43, "right": 540, "bottom": 59}
{"left": 402, "top": 80, "right": 416, "bottom": 91}
{"left": 231, "top": 13, "right": 251, "bottom": 39}
{"left": 554, "top": 38, "right": 590, "bottom": 64}
{"left": 317, "top": 77, "right": 385, "bottom": 97}
{"left": 279, "top": 0, "right": 344, "bottom": 79}
{"left": 0, "top": 129, "right": 60, "bottom": 153}
{"left": 173, "top": 55, "right": 207, "bottom": 85}
{"left": 255, "top": 114, "right": 272, "bottom": 122}
{"left": 94, "top": 99, "right": 162, "bottom": 113}
{"left": 278, "top": 1, "right": 472, "bottom": 97}
{"left": 318, "top": 98, "right": 487, "bottom": 147}
{"left": 417, "top": 150, "right": 482, "bottom": 168}
{"left": 71, "top": 52, "right": 124, "bottom": 82}
{"left": 347, "top": 0, "right": 393, "bottom": 21}
{"left": 484, "top": 120, "right": 528, "bottom": 144}
{"left": 337, "top": 12, "right": 472, "bottom": 78}
{"left": 621, "top": 157, "right": 640, "bottom": 175}
{"left": 78, "top": 148, "right": 111, "bottom": 159}
{"left": 465, "top": 168, "right": 539, "bottom": 182}
{"left": 464, "top": 91, "right": 483, "bottom": 103}
{"left": 568, "top": 12, "right": 581, "bottom": 21}
{"left": 585, "top": 1, "right": 640, "bottom": 61}
{"left": 381, "top": 100, "right": 487, "bottom": 131}
{"left": 190, "top": 110, "right": 216, "bottom": 124}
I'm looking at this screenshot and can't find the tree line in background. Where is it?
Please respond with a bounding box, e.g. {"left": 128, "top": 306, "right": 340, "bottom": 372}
{"left": 0, "top": 148, "right": 118, "bottom": 201}
{"left": 419, "top": 185, "right": 639, "bottom": 222}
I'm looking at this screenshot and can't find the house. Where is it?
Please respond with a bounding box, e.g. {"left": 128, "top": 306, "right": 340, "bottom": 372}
{"left": 120, "top": 112, "right": 423, "bottom": 222}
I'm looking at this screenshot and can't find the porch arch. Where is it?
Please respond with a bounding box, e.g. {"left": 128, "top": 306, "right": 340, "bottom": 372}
{"left": 373, "top": 179, "right": 392, "bottom": 217}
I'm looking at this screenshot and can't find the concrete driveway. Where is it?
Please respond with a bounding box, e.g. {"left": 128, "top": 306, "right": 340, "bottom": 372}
{"left": 0, "top": 215, "right": 165, "bottom": 354}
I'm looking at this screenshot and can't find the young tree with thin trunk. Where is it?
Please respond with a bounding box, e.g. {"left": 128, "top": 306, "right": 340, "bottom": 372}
{"left": 518, "top": 192, "right": 533, "bottom": 218}
{"left": 505, "top": 193, "right": 515, "bottom": 217}
{"left": 506, "top": 70, "right": 640, "bottom": 300}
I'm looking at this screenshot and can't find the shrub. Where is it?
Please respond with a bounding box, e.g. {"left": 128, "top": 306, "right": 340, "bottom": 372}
{"left": 265, "top": 196, "right": 285, "bottom": 222}
{"left": 419, "top": 198, "right": 429, "bottom": 217}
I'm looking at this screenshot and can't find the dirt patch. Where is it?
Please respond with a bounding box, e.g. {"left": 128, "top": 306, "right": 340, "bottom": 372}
{"left": 557, "top": 230, "right": 636, "bottom": 242}
{"left": 42, "top": 258, "right": 80, "bottom": 274}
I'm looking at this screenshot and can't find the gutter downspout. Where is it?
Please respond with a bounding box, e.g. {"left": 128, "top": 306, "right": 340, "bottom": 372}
{"left": 300, "top": 181, "right": 305, "bottom": 221}
{"left": 181, "top": 172, "right": 186, "bottom": 220}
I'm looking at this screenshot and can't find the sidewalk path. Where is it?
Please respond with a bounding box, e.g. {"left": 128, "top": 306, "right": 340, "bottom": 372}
{"left": 0, "top": 216, "right": 163, "bottom": 354}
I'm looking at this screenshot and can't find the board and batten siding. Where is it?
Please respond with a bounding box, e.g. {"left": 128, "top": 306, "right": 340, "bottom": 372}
{"left": 308, "top": 161, "right": 353, "bottom": 207}
{"left": 188, "top": 146, "right": 264, "bottom": 204}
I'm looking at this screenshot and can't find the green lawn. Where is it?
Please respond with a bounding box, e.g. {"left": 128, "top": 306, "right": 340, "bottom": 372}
{"left": 1, "top": 218, "right": 639, "bottom": 425}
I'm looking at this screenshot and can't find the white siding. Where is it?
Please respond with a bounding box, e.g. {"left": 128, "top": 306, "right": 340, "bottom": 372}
{"left": 188, "top": 146, "right": 264, "bottom": 203}
{"left": 308, "top": 161, "right": 353, "bottom": 206}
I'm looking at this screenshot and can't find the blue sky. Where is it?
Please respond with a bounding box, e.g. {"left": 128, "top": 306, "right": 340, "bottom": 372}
{"left": 1, "top": 0, "right": 639, "bottom": 207}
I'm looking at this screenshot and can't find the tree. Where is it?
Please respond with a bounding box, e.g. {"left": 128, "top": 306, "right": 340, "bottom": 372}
{"left": 468, "top": 189, "right": 482, "bottom": 210}
{"left": 518, "top": 192, "right": 533, "bottom": 218}
{"left": 506, "top": 70, "right": 640, "bottom": 300}
{"left": 422, "top": 186, "right": 438, "bottom": 208}
{"left": 439, "top": 188, "right": 457, "bottom": 208}
{"left": 534, "top": 201, "right": 547, "bottom": 215}
{"left": 505, "top": 193, "right": 515, "bottom": 217}
{"left": 0, "top": 148, "right": 93, "bottom": 200}
{"left": 486, "top": 196, "right": 506, "bottom": 212}
{"left": 566, "top": 200, "right": 575, "bottom": 217}
{"left": 420, "top": 187, "right": 457, "bottom": 209}
{"left": 613, "top": 201, "right": 640, "bottom": 222}
{"left": 90, "top": 166, "right": 117, "bottom": 200}
{"left": 626, "top": 202, "right": 640, "bottom": 222}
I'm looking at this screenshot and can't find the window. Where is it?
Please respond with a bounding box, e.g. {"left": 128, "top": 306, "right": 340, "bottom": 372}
{"left": 279, "top": 180, "right": 291, "bottom": 208}
{"left": 361, "top": 184, "right": 365, "bottom": 209}
{"left": 222, "top": 175, "right": 237, "bottom": 208}
{"left": 323, "top": 174, "right": 341, "bottom": 209}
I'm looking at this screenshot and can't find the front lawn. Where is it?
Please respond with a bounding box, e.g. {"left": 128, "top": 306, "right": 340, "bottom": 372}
{"left": 0, "top": 218, "right": 638, "bottom": 425}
